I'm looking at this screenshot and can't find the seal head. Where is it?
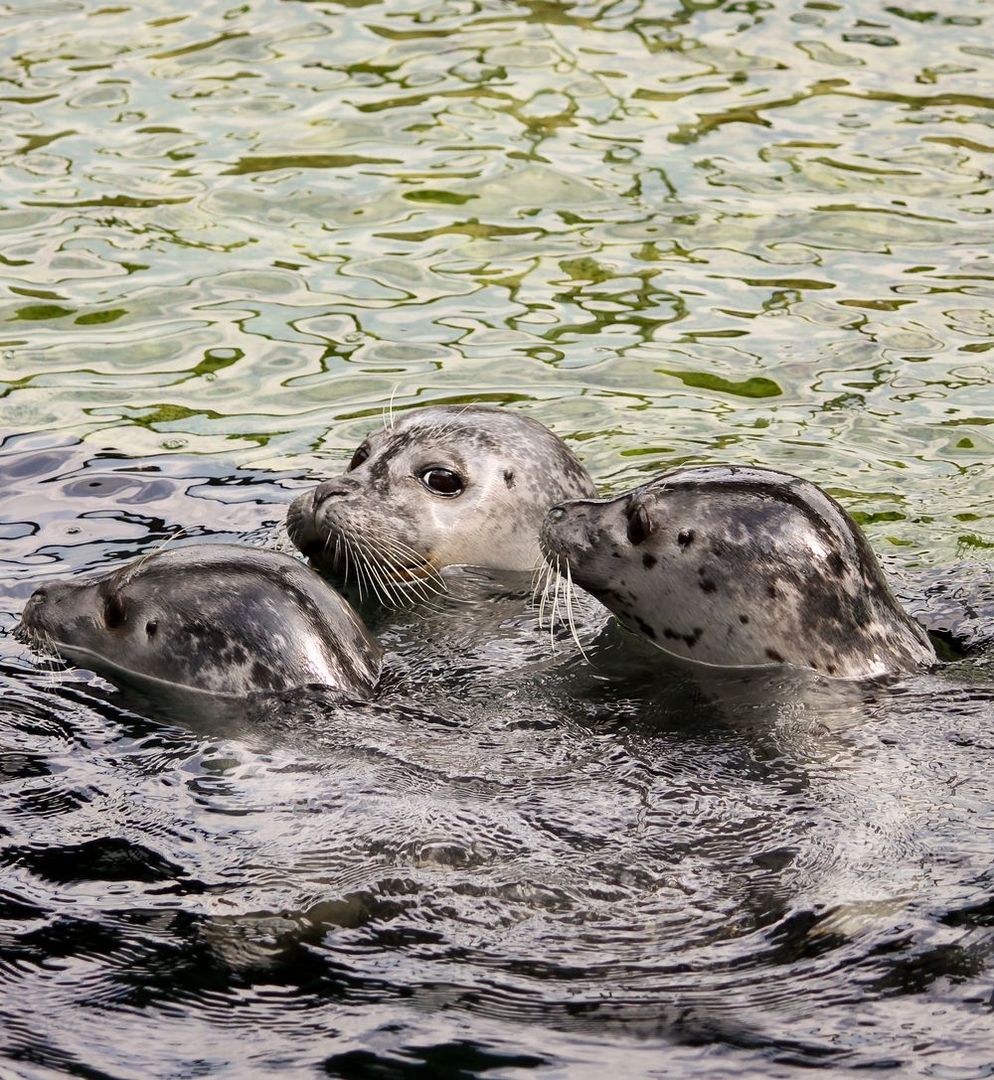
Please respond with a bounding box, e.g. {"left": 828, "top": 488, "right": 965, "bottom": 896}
{"left": 541, "top": 465, "right": 935, "bottom": 680}
{"left": 287, "top": 405, "right": 596, "bottom": 599}
{"left": 18, "top": 544, "right": 382, "bottom": 697}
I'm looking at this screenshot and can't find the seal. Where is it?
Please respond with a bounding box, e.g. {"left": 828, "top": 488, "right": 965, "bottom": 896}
{"left": 17, "top": 544, "right": 382, "bottom": 697}
{"left": 540, "top": 465, "right": 936, "bottom": 680}
{"left": 287, "top": 405, "right": 596, "bottom": 602}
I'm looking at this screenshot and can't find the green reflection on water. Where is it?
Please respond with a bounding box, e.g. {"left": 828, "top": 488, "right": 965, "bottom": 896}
{"left": 0, "top": 0, "right": 990, "bottom": 561}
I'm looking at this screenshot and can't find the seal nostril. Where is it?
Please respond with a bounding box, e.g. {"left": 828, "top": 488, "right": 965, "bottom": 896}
{"left": 312, "top": 479, "right": 351, "bottom": 511}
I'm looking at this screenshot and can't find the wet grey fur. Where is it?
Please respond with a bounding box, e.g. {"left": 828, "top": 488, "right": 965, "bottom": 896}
{"left": 287, "top": 405, "right": 596, "bottom": 585}
{"left": 18, "top": 544, "right": 382, "bottom": 697}
{"left": 541, "top": 465, "right": 936, "bottom": 681}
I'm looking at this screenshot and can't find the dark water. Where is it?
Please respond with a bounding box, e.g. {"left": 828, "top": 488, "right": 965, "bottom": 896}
{"left": 2, "top": 439, "right": 994, "bottom": 1078}
{"left": 2, "top": 0, "right": 994, "bottom": 1074}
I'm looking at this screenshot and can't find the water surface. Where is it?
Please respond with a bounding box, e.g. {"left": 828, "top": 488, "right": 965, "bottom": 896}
{"left": 1, "top": 0, "right": 993, "bottom": 1075}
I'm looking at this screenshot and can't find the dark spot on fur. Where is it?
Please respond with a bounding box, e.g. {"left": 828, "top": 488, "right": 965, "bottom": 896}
{"left": 634, "top": 616, "right": 656, "bottom": 640}
{"left": 683, "top": 627, "right": 703, "bottom": 648}
{"left": 852, "top": 598, "right": 871, "bottom": 627}
{"left": 827, "top": 664, "right": 837, "bottom": 675}
{"left": 827, "top": 552, "right": 846, "bottom": 577}
{"left": 182, "top": 620, "right": 229, "bottom": 653}
{"left": 642, "top": 554, "right": 657, "bottom": 569}
{"left": 503, "top": 469, "right": 515, "bottom": 488}
{"left": 767, "top": 583, "right": 778, "bottom": 599}
{"left": 230, "top": 645, "right": 247, "bottom": 666}
{"left": 739, "top": 614, "right": 749, "bottom": 624}
{"left": 678, "top": 530, "right": 695, "bottom": 548}
{"left": 700, "top": 578, "right": 717, "bottom": 593}
{"left": 766, "top": 648, "right": 785, "bottom": 663}
{"left": 251, "top": 661, "right": 280, "bottom": 691}
{"left": 663, "top": 627, "right": 679, "bottom": 641}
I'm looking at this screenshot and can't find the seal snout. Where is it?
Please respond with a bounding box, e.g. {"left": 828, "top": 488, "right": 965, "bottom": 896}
{"left": 22, "top": 582, "right": 57, "bottom": 621}
{"left": 18, "top": 583, "right": 58, "bottom": 641}
{"left": 312, "top": 476, "right": 356, "bottom": 512}
{"left": 540, "top": 500, "right": 592, "bottom": 564}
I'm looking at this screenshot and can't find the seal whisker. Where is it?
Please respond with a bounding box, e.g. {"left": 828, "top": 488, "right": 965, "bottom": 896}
{"left": 359, "top": 545, "right": 408, "bottom": 609}
{"left": 356, "top": 537, "right": 444, "bottom": 607}
{"left": 539, "top": 463, "right": 937, "bottom": 679}
{"left": 284, "top": 403, "right": 599, "bottom": 612}
{"left": 371, "top": 534, "right": 451, "bottom": 595}
{"left": 563, "top": 560, "right": 589, "bottom": 661}
{"left": 548, "top": 556, "right": 565, "bottom": 650}
{"left": 130, "top": 525, "right": 191, "bottom": 578}
{"left": 535, "top": 558, "right": 556, "bottom": 629}
{"left": 343, "top": 536, "right": 364, "bottom": 603}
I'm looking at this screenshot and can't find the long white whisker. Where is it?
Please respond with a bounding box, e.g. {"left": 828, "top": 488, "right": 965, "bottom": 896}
{"left": 536, "top": 558, "right": 555, "bottom": 628}
{"left": 549, "top": 556, "right": 563, "bottom": 651}
{"left": 564, "top": 560, "right": 588, "bottom": 661}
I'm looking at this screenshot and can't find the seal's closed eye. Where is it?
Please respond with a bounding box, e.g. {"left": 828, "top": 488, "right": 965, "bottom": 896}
{"left": 540, "top": 464, "right": 936, "bottom": 680}
{"left": 626, "top": 503, "right": 652, "bottom": 547}
{"left": 349, "top": 445, "right": 370, "bottom": 470}
{"left": 19, "top": 544, "right": 382, "bottom": 698}
{"left": 103, "top": 593, "right": 126, "bottom": 629}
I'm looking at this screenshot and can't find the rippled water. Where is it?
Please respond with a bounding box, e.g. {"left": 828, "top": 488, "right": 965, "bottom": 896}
{"left": 2, "top": 0, "right": 993, "bottom": 1075}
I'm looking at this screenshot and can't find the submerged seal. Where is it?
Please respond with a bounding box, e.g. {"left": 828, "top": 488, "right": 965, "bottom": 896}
{"left": 540, "top": 465, "right": 936, "bottom": 680}
{"left": 287, "top": 405, "right": 596, "bottom": 602}
{"left": 18, "top": 544, "right": 382, "bottom": 697}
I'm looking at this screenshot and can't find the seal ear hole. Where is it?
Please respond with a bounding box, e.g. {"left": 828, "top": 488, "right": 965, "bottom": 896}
{"left": 103, "top": 594, "right": 126, "bottom": 629}
{"left": 418, "top": 466, "right": 464, "bottom": 497}
{"left": 348, "top": 444, "right": 370, "bottom": 471}
{"left": 626, "top": 504, "right": 652, "bottom": 547}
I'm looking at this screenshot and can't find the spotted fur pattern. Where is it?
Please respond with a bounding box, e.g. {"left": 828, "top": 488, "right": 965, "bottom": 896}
{"left": 541, "top": 466, "right": 936, "bottom": 680}
{"left": 18, "top": 545, "right": 382, "bottom": 696}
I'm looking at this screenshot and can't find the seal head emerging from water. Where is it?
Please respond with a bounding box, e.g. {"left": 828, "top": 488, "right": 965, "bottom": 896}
{"left": 287, "top": 405, "right": 596, "bottom": 601}
{"left": 18, "top": 544, "right": 382, "bottom": 697}
{"left": 541, "top": 465, "right": 935, "bottom": 681}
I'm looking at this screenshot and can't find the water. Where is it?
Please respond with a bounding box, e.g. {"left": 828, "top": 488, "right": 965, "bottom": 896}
{"left": 1, "top": 0, "right": 994, "bottom": 1074}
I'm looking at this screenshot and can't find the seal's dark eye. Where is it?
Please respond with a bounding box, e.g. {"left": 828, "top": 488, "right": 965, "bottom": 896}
{"left": 626, "top": 504, "right": 652, "bottom": 546}
{"left": 349, "top": 444, "right": 370, "bottom": 471}
{"left": 419, "top": 467, "right": 463, "bottom": 497}
{"left": 103, "top": 594, "right": 126, "bottom": 629}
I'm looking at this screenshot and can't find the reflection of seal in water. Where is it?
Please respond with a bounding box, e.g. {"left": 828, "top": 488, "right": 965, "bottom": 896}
{"left": 287, "top": 405, "right": 596, "bottom": 601}
{"left": 540, "top": 465, "right": 936, "bottom": 680}
{"left": 18, "top": 545, "right": 382, "bottom": 697}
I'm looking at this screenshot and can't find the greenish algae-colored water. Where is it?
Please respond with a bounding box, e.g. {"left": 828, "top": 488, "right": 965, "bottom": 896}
{"left": 1, "top": 0, "right": 994, "bottom": 1076}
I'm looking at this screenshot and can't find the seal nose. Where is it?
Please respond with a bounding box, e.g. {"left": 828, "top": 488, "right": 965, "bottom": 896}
{"left": 23, "top": 587, "right": 48, "bottom": 615}
{"left": 312, "top": 477, "right": 354, "bottom": 512}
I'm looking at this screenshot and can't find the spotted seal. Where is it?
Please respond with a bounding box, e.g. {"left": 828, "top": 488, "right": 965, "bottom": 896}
{"left": 540, "top": 465, "right": 936, "bottom": 680}
{"left": 18, "top": 544, "right": 382, "bottom": 697}
{"left": 287, "top": 405, "right": 596, "bottom": 601}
